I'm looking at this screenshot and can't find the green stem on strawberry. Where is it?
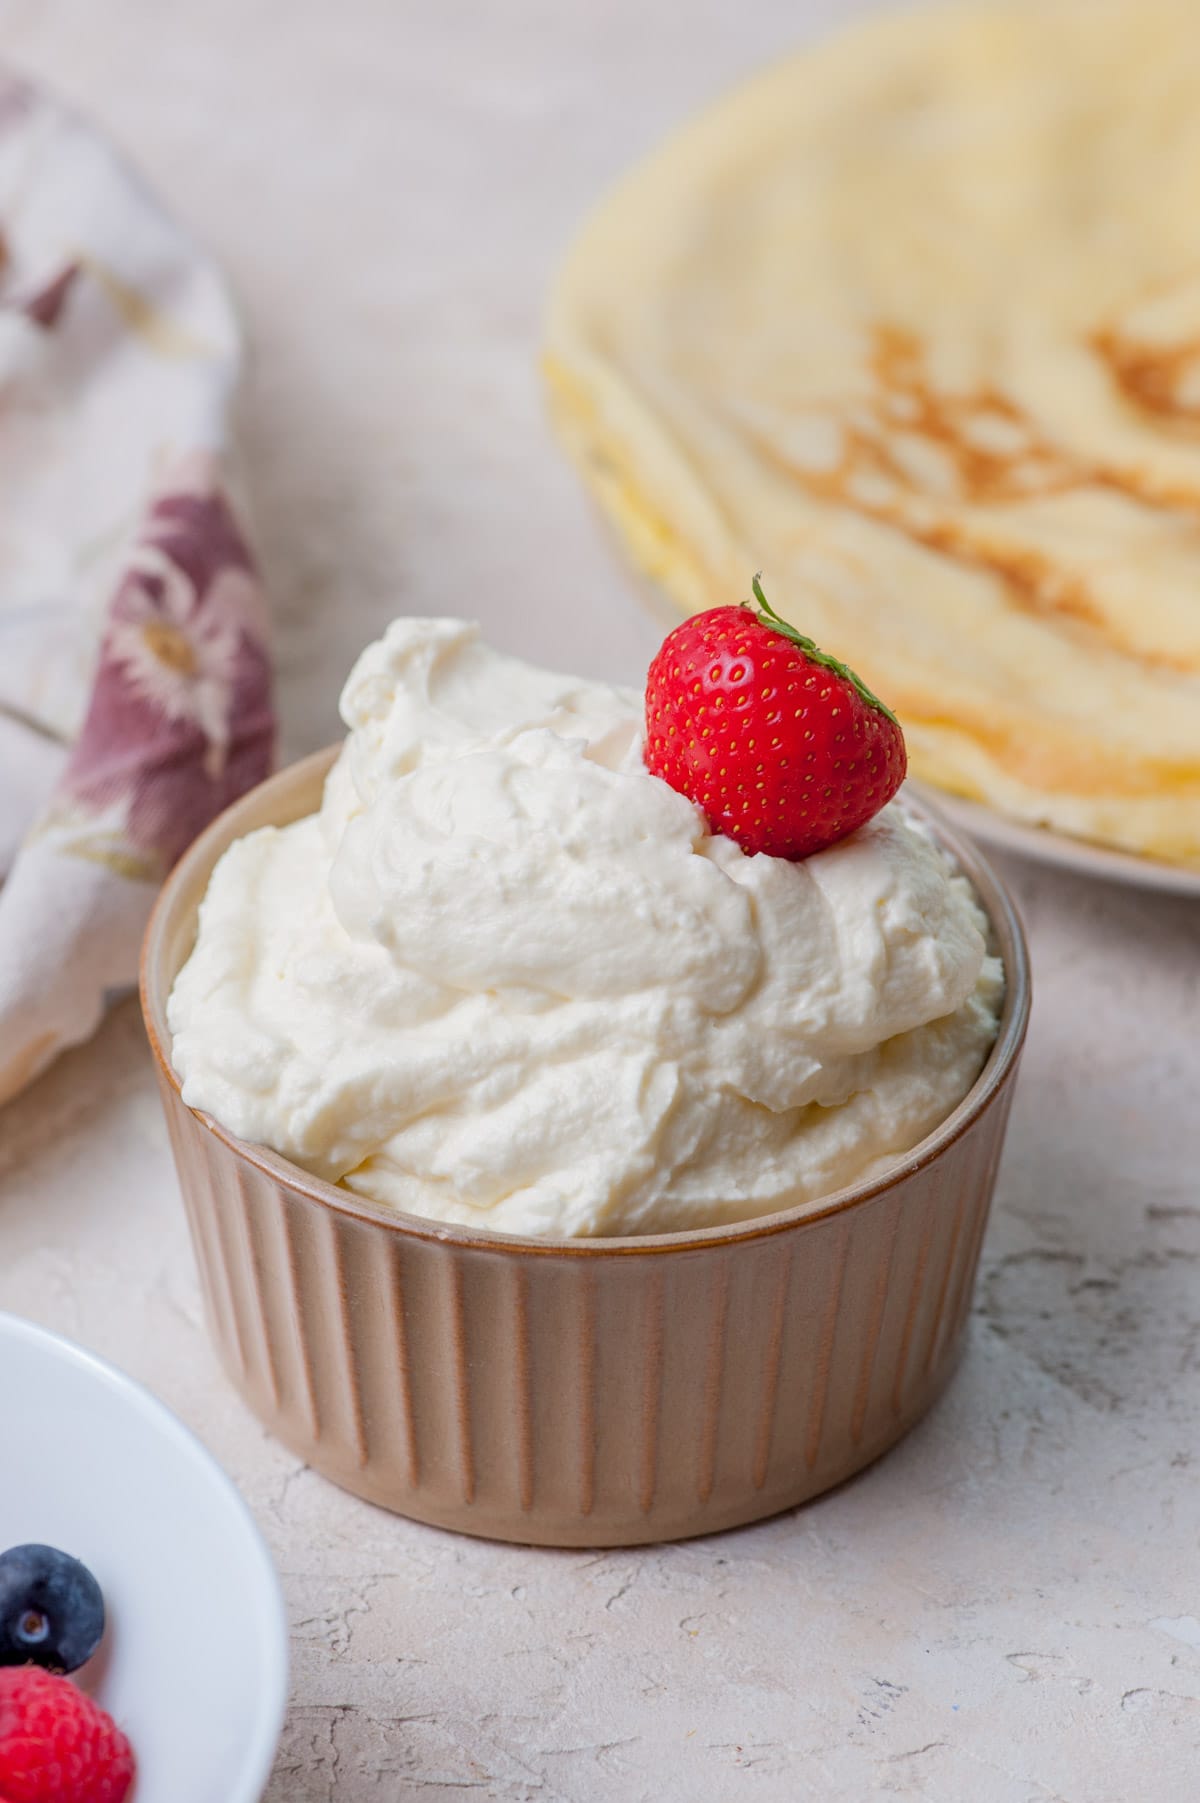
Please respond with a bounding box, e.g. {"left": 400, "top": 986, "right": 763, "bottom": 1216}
{"left": 747, "top": 575, "right": 899, "bottom": 726}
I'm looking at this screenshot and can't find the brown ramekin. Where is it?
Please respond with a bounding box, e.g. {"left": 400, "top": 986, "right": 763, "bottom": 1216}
{"left": 140, "top": 749, "right": 1029, "bottom": 1547}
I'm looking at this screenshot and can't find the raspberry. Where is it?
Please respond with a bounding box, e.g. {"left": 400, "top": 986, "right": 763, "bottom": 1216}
{"left": 0, "top": 1668, "right": 135, "bottom": 1803}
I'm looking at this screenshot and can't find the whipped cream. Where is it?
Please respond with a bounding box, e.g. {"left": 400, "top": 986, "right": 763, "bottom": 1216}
{"left": 168, "top": 618, "right": 1003, "bottom": 1237}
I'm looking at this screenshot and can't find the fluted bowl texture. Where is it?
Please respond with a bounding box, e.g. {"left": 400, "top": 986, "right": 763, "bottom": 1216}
{"left": 141, "top": 748, "right": 1030, "bottom": 1547}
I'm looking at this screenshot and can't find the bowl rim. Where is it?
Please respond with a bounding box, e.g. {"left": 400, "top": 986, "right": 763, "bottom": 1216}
{"left": 141, "top": 746, "right": 1031, "bottom": 1259}
{"left": 0, "top": 1310, "right": 290, "bottom": 1801}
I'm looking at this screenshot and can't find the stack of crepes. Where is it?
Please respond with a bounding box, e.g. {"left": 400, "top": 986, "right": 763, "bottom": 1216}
{"left": 545, "top": 0, "right": 1200, "bottom": 870}
{"left": 0, "top": 73, "right": 273, "bottom": 1105}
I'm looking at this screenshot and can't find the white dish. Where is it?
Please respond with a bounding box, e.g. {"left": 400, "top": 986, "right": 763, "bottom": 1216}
{"left": 910, "top": 786, "right": 1200, "bottom": 899}
{"left": 0, "top": 1312, "right": 288, "bottom": 1803}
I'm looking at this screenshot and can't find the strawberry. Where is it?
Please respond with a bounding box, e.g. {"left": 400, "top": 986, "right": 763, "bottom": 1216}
{"left": 0, "top": 1667, "right": 135, "bottom": 1803}
{"left": 644, "top": 577, "right": 906, "bottom": 859}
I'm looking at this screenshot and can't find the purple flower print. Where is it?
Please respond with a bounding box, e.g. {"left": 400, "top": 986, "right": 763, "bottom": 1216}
{"left": 20, "top": 261, "right": 81, "bottom": 329}
{"left": 61, "top": 471, "right": 275, "bottom": 874}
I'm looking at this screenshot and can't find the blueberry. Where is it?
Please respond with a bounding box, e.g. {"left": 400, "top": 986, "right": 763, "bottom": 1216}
{"left": 0, "top": 1545, "right": 106, "bottom": 1674}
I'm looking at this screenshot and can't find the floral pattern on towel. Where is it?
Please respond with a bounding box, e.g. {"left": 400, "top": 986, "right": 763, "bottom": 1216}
{"left": 0, "top": 63, "right": 273, "bottom": 1105}
{"left": 59, "top": 466, "right": 274, "bottom": 875}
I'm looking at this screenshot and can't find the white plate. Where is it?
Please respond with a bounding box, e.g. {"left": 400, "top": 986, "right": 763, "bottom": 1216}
{"left": 911, "top": 786, "right": 1200, "bottom": 899}
{"left": 0, "top": 1313, "right": 288, "bottom": 1803}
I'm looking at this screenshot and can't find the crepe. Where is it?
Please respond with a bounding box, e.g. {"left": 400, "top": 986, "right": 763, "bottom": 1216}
{"left": 544, "top": 0, "right": 1200, "bottom": 868}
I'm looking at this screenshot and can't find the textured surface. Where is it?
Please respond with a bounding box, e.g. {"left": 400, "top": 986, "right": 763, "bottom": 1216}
{"left": 0, "top": 0, "right": 1199, "bottom": 1797}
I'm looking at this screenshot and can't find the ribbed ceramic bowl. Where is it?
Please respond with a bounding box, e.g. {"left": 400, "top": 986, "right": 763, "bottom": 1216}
{"left": 141, "top": 749, "right": 1029, "bottom": 1548}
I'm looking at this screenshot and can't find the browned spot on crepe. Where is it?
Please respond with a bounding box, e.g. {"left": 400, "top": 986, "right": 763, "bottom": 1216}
{"left": 866, "top": 326, "right": 1082, "bottom": 505}
{"left": 1093, "top": 325, "right": 1200, "bottom": 425}
{"left": 730, "top": 327, "right": 1200, "bottom": 668}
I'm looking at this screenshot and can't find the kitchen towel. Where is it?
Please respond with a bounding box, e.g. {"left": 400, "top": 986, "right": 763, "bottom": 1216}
{"left": 0, "top": 69, "right": 273, "bottom": 1105}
